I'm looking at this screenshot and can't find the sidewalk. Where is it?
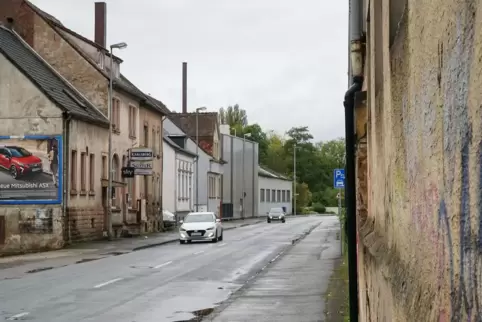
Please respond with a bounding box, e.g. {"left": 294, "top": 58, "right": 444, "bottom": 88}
{"left": 0, "top": 218, "right": 263, "bottom": 279}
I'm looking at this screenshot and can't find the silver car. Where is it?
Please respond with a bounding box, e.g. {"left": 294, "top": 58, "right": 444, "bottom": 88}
{"left": 267, "top": 207, "right": 286, "bottom": 223}
{"left": 179, "top": 212, "right": 223, "bottom": 244}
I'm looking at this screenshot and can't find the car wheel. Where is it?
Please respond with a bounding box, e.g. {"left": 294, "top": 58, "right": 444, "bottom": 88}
{"left": 267, "top": 219, "right": 271, "bottom": 223}
{"left": 282, "top": 220, "right": 286, "bottom": 223}
{"left": 212, "top": 230, "right": 218, "bottom": 243}
{"left": 187, "top": 240, "right": 192, "bottom": 244}
{"left": 219, "top": 231, "right": 223, "bottom": 241}
{"left": 10, "top": 166, "right": 19, "bottom": 179}
{"left": 180, "top": 240, "right": 185, "bottom": 244}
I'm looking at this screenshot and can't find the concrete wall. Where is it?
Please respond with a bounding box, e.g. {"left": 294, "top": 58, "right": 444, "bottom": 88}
{"left": 359, "top": 1, "right": 482, "bottom": 321}
{"left": 221, "top": 134, "right": 258, "bottom": 218}
{"left": 258, "top": 176, "right": 292, "bottom": 215}
{"left": 0, "top": 54, "right": 64, "bottom": 254}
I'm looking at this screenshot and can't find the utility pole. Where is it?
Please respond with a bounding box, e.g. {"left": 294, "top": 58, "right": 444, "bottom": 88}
{"left": 242, "top": 133, "right": 251, "bottom": 219}
{"left": 293, "top": 143, "right": 296, "bottom": 216}
{"left": 195, "top": 106, "right": 206, "bottom": 211}
{"left": 107, "top": 42, "right": 127, "bottom": 240}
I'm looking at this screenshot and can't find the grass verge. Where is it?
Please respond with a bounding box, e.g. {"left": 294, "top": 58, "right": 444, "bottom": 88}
{"left": 324, "top": 246, "right": 350, "bottom": 321}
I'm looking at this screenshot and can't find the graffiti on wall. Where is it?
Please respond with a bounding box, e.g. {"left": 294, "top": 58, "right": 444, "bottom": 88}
{"left": 404, "top": 8, "right": 482, "bottom": 321}
{"left": 19, "top": 208, "right": 54, "bottom": 234}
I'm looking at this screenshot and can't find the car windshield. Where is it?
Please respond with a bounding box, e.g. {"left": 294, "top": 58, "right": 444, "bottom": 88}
{"left": 184, "top": 214, "right": 214, "bottom": 223}
{"left": 270, "top": 208, "right": 283, "bottom": 213}
{"left": 8, "top": 147, "right": 32, "bottom": 158}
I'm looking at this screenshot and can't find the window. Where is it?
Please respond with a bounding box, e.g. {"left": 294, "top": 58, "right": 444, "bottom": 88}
{"left": 282, "top": 190, "right": 286, "bottom": 202}
{"left": 112, "top": 98, "right": 121, "bottom": 132}
{"left": 177, "top": 162, "right": 181, "bottom": 200}
{"left": 266, "top": 189, "right": 270, "bottom": 202}
{"left": 157, "top": 126, "right": 162, "bottom": 157}
{"left": 209, "top": 176, "right": 215, "bottom": 198}
{"left": 152, "top": 128, "right": 156, "bottom": 152}
{"left": 260, "top": 189, "right": 265, "bottom": 202}
{"left": 188, "top": 165, "right": 192, "bottom": 202}
{"left": 89, "top": 154, "right": 95, "bottom": 192}
{"left": 143, "top": 124, "right": 149, "bottom": 147}
{"left": 287, "top": 190, "right": 291, "bottom": 202}
{"left": 70, "top": 150, "right": 77, "bottom": 192}
{"left": 277, "top": 190, "right": 281, "bottom": 202}
{"left": 272, "top": 190, "right": 276, "bottom": 202}
{"left": 101, "top": 155, "right": 107, "bottom": 179}
{"left": 128, "top": 105, "right": 137, "bottom": 138}
{"left": 127, "top": 177, "right": 135, "bottom": 208}
{"left": 217, "top": 176, "right": 221, "bottom": 198}
{"left": 80, "top": 152, "right": 87, "bottom": 192}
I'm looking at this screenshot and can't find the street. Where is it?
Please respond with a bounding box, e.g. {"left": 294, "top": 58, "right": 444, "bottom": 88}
{"left": 0, "top": 216, "right": 340, "bottom": 322}
{"left": 0, "top": 169, "right": 57, "bottom": 200}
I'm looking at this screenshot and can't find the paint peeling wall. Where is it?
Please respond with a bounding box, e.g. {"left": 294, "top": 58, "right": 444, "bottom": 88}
{"left": 360, "top": 0, "right": 482, "bottom": 320}
{"left": 0, "top": 54, "right": 63, "bottom": 255}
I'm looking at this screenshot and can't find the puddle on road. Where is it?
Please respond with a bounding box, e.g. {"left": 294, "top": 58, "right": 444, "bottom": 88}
{"left": 173, "top": 307, "right": 214, "bottom": 322}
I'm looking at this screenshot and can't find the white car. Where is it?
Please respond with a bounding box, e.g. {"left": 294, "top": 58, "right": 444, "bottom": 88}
{"left": 267, "top": 207, "right": 286, "bottom": 223}
{"left": 179, "top": 212, "right": 223, "bottom": 244}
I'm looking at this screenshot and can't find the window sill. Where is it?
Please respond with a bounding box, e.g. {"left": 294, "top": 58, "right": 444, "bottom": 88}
{"left": 89, "top": 191, "right": 96, "bottom": 196}
{"left": 112, "top": 129, "right": 120, "bottom": 135}
{"left": 70, "top": 189, "right": 78, "bottom": 196}
{"left": 129, "top": 135, "right": 136, "bottom": 140}
{"left": 111, "top": 207, "right": 122, "bottom": 212}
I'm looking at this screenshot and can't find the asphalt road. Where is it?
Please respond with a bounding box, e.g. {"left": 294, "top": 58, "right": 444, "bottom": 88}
{"left": 0, "top": 216, "right": 337, "bottom": 322}
{"left": 0, "top": 170, "right": 57, "bottom": 200}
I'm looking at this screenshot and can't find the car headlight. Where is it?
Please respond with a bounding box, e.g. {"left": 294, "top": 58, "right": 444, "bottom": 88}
{"left": 206, "top": 226, "right": 214, "bottom": 230}
{"left": 180, "top": 227, "right": 186, "bottom": 231}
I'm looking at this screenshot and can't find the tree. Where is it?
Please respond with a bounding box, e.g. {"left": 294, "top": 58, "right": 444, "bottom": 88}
{"left": 243, "top": 124, "right": 269, "bottom": 163}
{"left": 264, "top": 132, "right": 288, "bottom": 174}
{"left": 295, "top": 182, "right": 312, "bottom": 212}
{"left": 218, "top": 104, "right": 248, "bottom": 131}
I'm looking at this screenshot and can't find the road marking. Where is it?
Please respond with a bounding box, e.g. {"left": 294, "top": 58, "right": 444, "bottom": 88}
{"left": 194, "top": 250, "right": 205, "bottom": 255}
{"left": 93, "top": 278, "right": 123, "bottom": 289}
{"left": 154, "top": 261, "right": 173, "bottom": 269}
{"left": 218, "top": 243, "right": 227, "bottom": 247}
{"left": 7, "top": 312, "right": 29, "bottom": 320}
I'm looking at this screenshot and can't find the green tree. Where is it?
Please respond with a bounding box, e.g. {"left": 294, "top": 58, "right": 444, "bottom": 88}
{"left": 264, "top": 132, "right": 288, "bottom": 174}
{"left": 218, "top": 104, "right": 248, "bottom": 131}
{"left": 243, "top": 124, "right": 269, "bottom": 163}
{"left": 295, "top": 182, "right": 312, "bottom": 212}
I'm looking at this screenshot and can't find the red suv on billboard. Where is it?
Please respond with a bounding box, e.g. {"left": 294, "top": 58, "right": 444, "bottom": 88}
{"left": 0, "top": 146, "right": 43, "bottom": 179}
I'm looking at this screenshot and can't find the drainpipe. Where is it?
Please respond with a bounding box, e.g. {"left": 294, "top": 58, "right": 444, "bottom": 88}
{"left": 63, "top": 113, "right": 72, "bottom": 244}
{"left": 345, "top": 0, "right": 364, "bottom": 321}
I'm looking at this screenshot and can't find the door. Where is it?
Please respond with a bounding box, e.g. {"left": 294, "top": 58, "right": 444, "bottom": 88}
{"left": 102, "top": 187, "right": 108, "bottom": 230}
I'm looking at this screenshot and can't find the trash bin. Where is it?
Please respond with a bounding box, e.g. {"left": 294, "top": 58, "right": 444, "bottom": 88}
{"left": 282, "top": 206, "right": 287, "bottom": 213}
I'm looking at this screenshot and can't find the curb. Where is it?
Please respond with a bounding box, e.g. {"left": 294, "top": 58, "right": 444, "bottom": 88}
{"left": 291, "top": 222, "right": 321, "bottom": 245}
{"left": 132, "top": 220, "right": 262, "bottom": 251}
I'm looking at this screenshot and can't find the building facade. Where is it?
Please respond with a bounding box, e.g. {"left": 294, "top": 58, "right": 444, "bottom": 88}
{"left": 0, "top": 25, "right": 110, "bottom": 254}
{"left": 162, "top": 131, "right": 196, "bottom": 222}
{"left": 258, "top": 166, "right": 293, "bottom": 216}
{"left": 220, "top": 125, "right": 259, "bottom": 219}
{"left": 353, "top": 0, "right": 482, "bottom": 321}
{"left": 0, "top": 0, "right": 167, "bottom": 239}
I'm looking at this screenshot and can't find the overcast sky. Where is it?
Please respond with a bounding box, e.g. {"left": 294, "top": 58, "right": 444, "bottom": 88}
{"left": 30, "top": 0, "right": 348, "bottom": 142}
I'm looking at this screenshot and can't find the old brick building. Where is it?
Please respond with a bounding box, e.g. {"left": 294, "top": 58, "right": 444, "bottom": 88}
{"left": 0, "top": 0, "right": 167, "bottom": 244}
{"left": 355, "top": 0, "right": 482, "bottom": 321}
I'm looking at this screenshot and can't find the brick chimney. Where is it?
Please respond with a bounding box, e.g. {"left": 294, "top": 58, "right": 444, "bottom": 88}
{"left": 94, "top": 2, "right": 106, "bottom": 47}
{"left": 182, "top": 62, "right": 187, "bottom": 113}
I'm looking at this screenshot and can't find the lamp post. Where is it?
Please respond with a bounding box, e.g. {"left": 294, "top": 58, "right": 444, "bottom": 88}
{"left": 242, "top": 132, "right": 251, "bottom": 219}
{"left": 293, "top": 143, "right": 297, "bottom": 216}
{"left": 195, "top": 106, "right": 207, "bottom": 211}
{"left": 107, "top": 42, "right": 127, "bottom": 240}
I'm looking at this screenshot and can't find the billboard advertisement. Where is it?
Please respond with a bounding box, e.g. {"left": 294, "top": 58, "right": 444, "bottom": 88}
{"left": 0, "top": 135, "right": 62, "bottom": 204}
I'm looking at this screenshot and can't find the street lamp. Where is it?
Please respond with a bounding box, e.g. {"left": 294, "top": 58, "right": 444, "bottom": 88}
{"left": 242, "top": 132, "right": 251, "bottom": 219}
{"left": 107, "top": 42, "right": 127, "bottom": 240}
{"left": 195, "top": 106, "right": 207, "bottom": 211}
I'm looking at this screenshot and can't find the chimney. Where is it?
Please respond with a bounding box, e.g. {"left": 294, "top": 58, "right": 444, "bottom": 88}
{"left": 182, "top": 62, "right": 187, "bottom": 113}
{"left": 94, "top": 2, "right": 106, "bottom": 47}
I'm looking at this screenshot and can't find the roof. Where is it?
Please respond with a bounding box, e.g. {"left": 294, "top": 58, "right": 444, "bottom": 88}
{"left": 163, "top": 129, "right": 196, "bottom": 158}
{"left": 258, "top": 166, "right": 292, "bottom": 181}
{"left": 0, "top": 26, "right": 109, "bottom": 126}
{"left": 24, "top": 1, "right": 165, "bottom": 116}
{"left": 169, "top": 112, "right": 218, "bottom": 137}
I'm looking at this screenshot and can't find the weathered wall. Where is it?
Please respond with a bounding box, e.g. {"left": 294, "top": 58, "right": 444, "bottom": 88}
{"left": 0, "top": 0, "right": 109, "bottom": 116}
{"left": 0, "top": 53, "right": 63, "bottom": 254}
{"left": 67, "top": 120, "right": 107, "bottom": 242}
{"left": 359, "top": 0, "right": 482, "bottom": 321}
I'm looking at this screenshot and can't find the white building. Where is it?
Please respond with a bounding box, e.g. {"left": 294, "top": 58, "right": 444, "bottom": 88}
{"left": 258, "top": 166, "right": 293, "bottom": 215}
{"left": 162, "top": 131, "right": 196, "bottom": 221}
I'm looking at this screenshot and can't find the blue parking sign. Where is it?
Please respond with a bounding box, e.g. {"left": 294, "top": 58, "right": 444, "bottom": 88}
{"left": 333, "top": 169, "right": 345, "bottom": 189}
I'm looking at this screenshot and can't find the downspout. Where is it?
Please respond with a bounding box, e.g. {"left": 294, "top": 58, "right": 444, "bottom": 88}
{"left": 345, "top": 0, "right": 363, "bottom": 321}
{"left": 161, "top": 115, "right": 166, "bottom": 228}
{"left": 63, "top": 113, "right": 72, "bottom": 244}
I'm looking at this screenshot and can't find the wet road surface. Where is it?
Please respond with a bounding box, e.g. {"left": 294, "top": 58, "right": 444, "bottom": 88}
{"left": 0, "top": 216, "right": 337, "bottom": 322}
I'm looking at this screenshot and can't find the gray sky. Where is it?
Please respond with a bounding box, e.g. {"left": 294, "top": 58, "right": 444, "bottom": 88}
{"left": 31, "top": 0, "right": 348, "bottom": 142}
